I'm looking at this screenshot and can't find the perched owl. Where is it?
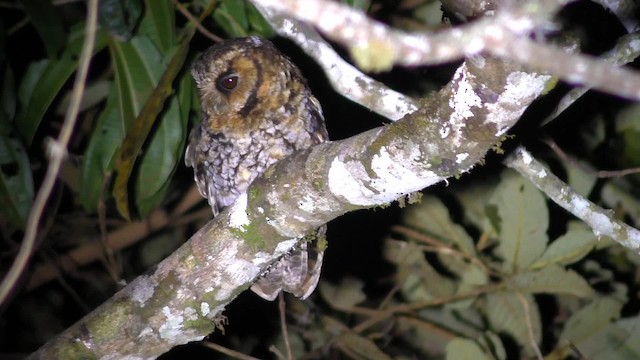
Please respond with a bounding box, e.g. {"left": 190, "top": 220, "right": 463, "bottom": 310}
{"left": 185, "top": 36, "right": 328, "bottom": 301}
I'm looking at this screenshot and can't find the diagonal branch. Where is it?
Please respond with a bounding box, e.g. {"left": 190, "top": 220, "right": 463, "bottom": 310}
{"left": 27, "top": 52, "right": 551, "bottom": 359}
{"left": 505, "top": 147, "right": 640, "bottom": 253}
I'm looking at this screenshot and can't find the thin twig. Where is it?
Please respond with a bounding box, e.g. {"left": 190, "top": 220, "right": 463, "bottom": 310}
{"left": 201, "top": 340, "right": 263, "bottom": 360}
{"left": 544, "top": 138, "right": 640, "bottom": 178}
{"left": 98, "top": 172, "right": 121, "bottom": 284}
{"left": 173, "top": 0, "right": 223, "bottom": 42}
{"left": 391, "top": 225, "right": 498, "bottom": 276}
{"left": 351, "top": 284, "right": 502, "bottom": 333}
{"left": 25, "top": 209, "right": 171, "bottom": 291}
{"left": 505, "top": 146, "right": 640, "bottom": 252}
{"left": 25, "top": 192, "right": 210, "bottom": 292}
{"left": 513, "top": 289, "right": 544, "bottom": 360}
{"left": 278, "top": 293, "right": 294, "bottom": 360}
{"left": 0, "top": 0, "right": 99, "bottom": 306}
{"left": 542, "top": 31, "right": 640, "bottom": 126}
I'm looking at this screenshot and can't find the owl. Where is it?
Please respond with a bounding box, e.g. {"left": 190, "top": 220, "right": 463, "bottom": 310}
{"left": 185, "top": 36, "right": 328, "bottom": 301}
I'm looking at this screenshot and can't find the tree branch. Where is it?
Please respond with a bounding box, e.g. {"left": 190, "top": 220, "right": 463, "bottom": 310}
{"left": 28, "top": 49, "right": 551, "bottom": 358}
{"left": 504, "top": 147, "right": 640, "bottom": 253}
{"left": 252, "top": 0, "right": 640, "bottom": 101}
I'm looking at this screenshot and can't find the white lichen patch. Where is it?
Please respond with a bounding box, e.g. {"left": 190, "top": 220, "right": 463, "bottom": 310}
{"left": 448, "top": 67, "right": 482, "bottom": 145}
{"left": 456, "top": 153, "right": 469, "bottom": 163}
{"left": 200, "top": 302, "right": 210, "bottom": 317}
{"left": 571, "top": 195, "right": 590, "bottom": 216}
{"left": 252, "top": 251, "right": 272, "bottom": 266}
{"left": 328, "top": 148, "right": 442, "bottom": 206}
{"left": 275, "top": 239, "right": 298, "bottom": 254}
{"left": 184, "top": 307, "right": 198, "bottom": 321}
{"left": 131, "top": 276, "right": 156, "bottom": 306}
{"left": 159, "top": 306, "right": 184, "bottom": 340}
{"left": 589, "top": 211, "right": 617, "bottom": 237}
{"left": 328, "top": 158, "right": 378, "bottom": 206}
{"left": 229, "top": 193, "right": 250, "bottom": 229}
{"left": 252, "top": 238, "right": 295, "bottom": 268}
{"left": 519, "top": 148, "right": 533, "bottom": 165}
{"left": 371, "top": 147, "right": 434, "bottom": 195}
{"left": 217, "top": 257, "right": 260, "bottom": 301}
{"left": 570, "top": 194, "right": 618, "bottom": 238}
{"left": 298, "top": 190, "right": 334, "bottom": 214}
{"left": 487, "top": 71, "right": 551, "bottom": 136}
{"left": 138, "top": 326, "right": 153, "bottom": 339}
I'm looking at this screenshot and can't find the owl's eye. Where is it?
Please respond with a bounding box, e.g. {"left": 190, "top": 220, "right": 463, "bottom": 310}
{"left": 217, "top": 74, "right": 239, "bottom": 92}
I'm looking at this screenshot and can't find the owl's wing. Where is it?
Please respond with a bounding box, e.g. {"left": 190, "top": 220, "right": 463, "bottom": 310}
{"left": 250, "top": 226, "right": 326, "bottom": 300}
{"left": 308, "top": 96, "right": 329, "bottom": 145}
{"left": 185, "top": 126, "right": 220, "bottom": 216}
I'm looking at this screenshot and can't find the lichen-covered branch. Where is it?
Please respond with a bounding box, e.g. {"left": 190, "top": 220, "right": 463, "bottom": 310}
{"left": 26, "top": 206, "right": 294, "bottom": 359}
{"left": 252, "top": 0, "right": 640, "bottom": 101}
{"left": 505, "top": 147, "right": 640, "bottom": 253}
{"left": 28, "top": 50, "right": 550, "bottom": 359}
{"left": 591, "top": 0, "right": 638, "bottom": 33}
{"left": 543, "top": 31, "right": 640, "bottom": 124}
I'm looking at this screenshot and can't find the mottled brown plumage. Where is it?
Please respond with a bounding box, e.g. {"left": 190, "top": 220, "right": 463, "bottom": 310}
{"left": 185, "top": 36, "right": 328, "bottom": 300}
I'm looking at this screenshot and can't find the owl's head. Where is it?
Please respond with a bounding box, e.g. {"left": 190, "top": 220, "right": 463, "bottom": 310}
{"left": 191, "top": 36, "right": 306, "bottom": 135}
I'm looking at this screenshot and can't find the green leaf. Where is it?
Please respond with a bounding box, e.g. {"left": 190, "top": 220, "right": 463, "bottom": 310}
{"left": 21, "top": 0, "right": 66, "bottom": 57}
{"left": 477, "top": 331, "right": 507, "bottom": 360}
{"left": 559, "top": 297, "right": 623, "bottom": 347}
{"left": 55, "top": 80, "right": 111, "bottom": 116}
{"left": 404, "top": 195, "right": 476, "bottom": 256}
{"left": 530, "top": 227, "right": 596, "bottom": 269}
{"left": 141, "top": 0, "right": 175, "bottom": 54}
{"left": 446, "top": 338, "right": 491, "bottom": 360}
{"left": 573, "top": 315, "right": 640, "bottom": 359}
{"left": 0, "top": 114, "right": 33, "bottom": 229}
{"left": 490, "top": 170, "right": 548, "bottom": 271}
{"left": 108, "top": 35, "right": 164, "bottom": 124}
{"left": 79, "top": 85, "right": 123, "bottom": 212}
{"left": 17, "top": 60, "right": 48, "bottom": 113}
{"left": 511, "top": 264, "right": 594, "bottom": 298}
{"left": 601, "top": 181, "right": 640, "bottom": 227}
{"left": 135, "top": 77, "right": 190, "bottom": 216}
{"left": 383, "top": 238, "right": 425, "bottom": 265}
{"left": 555, "top": 297, "right": 639, "bottom": 359}
{"left": 1, "top": 66, "right": 15, "bottom": 120}
{"left": 98, "top": 0, "right": 143, "bottom": 41}
{"left": 111, "top": 34, "right": 191, "bottom": 218}
{"left": 454, "top": 181, "right": 497, "bottom": 236}
{"left": 319, "top": 277, "right": 366, "bottom": 310}
{"left": 486, "top": 291, "right": 541, "bottom": 355}
{"left": 450, "top": 264, "right": 488, "bottom": 309}
{"left": 566, "top": 161, "right": 597, "bottom": 198}
{"left": 385, "top": 238, "right": 456, "bottom": 302}
{"left": 342, "top": 0, "right": 371, "bottom": 11}
{"left": 213, "top": 0, "right": 249, "bottom": 37}
{"left": 616, "top": 102, "right": 640, "bottom": 167}
{"left": 108, "top": 34, "right": 165, "bottom": 218}
{"left": 245, "top": 1, "right": 273, "bottom": 37}
{"left": 16, "top": 26, "right": 107, "bottom": 145}
{"left": 336, "top": 332, "right": 393, "bottom": 360}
